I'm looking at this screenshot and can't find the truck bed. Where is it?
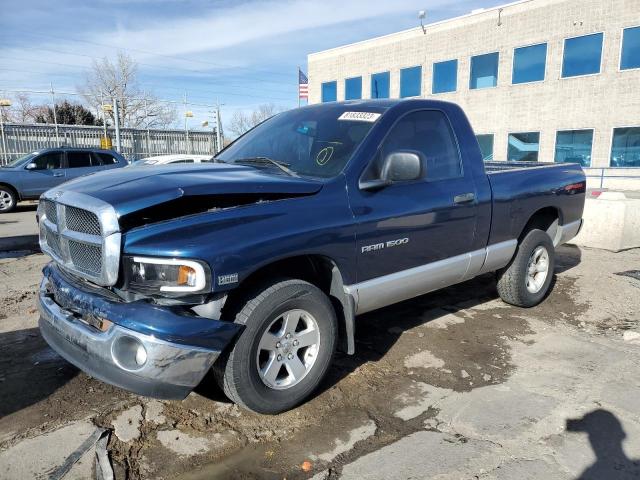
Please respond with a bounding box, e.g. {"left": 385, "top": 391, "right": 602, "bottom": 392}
{"left": 483, "top": 160, "right": 585, "bottom": 246}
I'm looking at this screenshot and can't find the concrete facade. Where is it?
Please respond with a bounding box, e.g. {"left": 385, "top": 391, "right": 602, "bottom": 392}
{"left": 307, "top": 0, "right": 640, "bottom": 175}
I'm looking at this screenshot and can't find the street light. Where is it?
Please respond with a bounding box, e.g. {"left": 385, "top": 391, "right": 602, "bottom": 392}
{"left": 418, "top": 10, "right": 427, "bottom": 34}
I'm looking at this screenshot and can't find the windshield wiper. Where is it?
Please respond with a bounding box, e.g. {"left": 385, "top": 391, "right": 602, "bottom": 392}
{"left": 232, "top": 157, "right": 299, "bottom": 177}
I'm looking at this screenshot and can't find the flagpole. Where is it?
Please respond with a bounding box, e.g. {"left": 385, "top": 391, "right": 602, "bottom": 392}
{"left": 297, "top": 66, "right": 301, "bottom": 108}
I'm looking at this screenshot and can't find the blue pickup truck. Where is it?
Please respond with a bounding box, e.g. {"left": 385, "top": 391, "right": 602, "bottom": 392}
{"left": 0, "top": 147, "right": 128, "bottom": 212}
{"left": 37, "top": 100, "right": 585, "bottom": 413}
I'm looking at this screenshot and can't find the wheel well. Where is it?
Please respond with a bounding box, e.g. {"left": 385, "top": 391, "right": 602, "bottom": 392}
{"left": 0, "top": 183, "right": 19, "bottom": 201}
{"left": 519, "top": 207, "right": 560, "bottom": 243}
{"left": 222, "top": 255, "right": 355, "bottom": 354}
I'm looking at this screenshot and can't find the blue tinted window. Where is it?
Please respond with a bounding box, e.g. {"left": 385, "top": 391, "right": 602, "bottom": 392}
{"left": 621, "top": 26, "right": 640, "bottom": 70}
{"left": 508, "top": 132, "right": 540, "bottom": 162}
{"left": 400, "top": 66, "right": 422, "bottom": 98}
{"left": 345, "top": 77, "right": 362, "bottom": 100}
{"left": 555, "top": 130, "right": 593, "bottom": 167}
{"left": 476, "top": 134, "right": 494, "bottom": 161}
{"left": 321, "top": 81, "right": 337, "bottom": 102}
{"left": 562, "top": 33, "right": 603, "bottom": 77}
{"left": 611, "top": 127, "right": 640, "bottom": 167}
{"left": 470, "top": 52, "right": 499, "bottom": 89}
{"left": 513, "top": 43, "right": 547, "bottom": 84}
{"left": 432, "top": 60, "right": 458, "bottom": 94}
{"left": 370, "top": 71, "right": 390, "bottom": 99}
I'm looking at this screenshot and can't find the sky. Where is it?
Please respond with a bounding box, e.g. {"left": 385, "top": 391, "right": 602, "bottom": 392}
{"left": 0, "top": 0, "right": 505, "bottom": 129}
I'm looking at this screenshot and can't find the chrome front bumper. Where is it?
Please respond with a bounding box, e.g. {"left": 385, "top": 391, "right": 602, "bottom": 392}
{"left": 38, "top": 274, "right": 225, "bottom": 400}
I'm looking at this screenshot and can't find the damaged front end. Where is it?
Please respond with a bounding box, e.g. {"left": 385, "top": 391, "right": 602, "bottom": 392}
{"left": 38, "top": 263, "right": 243, "bottom": 399}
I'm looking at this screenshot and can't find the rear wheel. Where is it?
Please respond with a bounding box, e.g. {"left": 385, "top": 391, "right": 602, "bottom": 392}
{"left": 496, "top": 229, "right": 555, "bottom": 307}
{"left": 0, "top": 187, "right": 16, "bottom": 213}
{"left": 216, "top": 278, "right": 337, "bottom": 414}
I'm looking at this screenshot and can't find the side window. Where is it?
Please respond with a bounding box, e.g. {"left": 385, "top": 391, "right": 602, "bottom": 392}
{"left": 95, "top": 152, "right": 118, "bottom": 165}
{"left": 30, "top": 152, "right": 63, "bottom": 170}
{"left": 369, "top": 110, "right": 462, "bottom": 182}
{"left": 67, "top": 151, "right": 93, "bottom": 168}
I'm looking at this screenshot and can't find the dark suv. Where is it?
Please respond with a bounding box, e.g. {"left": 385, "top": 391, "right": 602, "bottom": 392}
{"left": 0, "top": 147, "right": 128, "bottom": 212}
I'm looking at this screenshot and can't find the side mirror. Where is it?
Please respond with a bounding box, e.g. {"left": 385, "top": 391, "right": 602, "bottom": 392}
{"left": 25, "top": 163, "right": 37, "bottom": 170}
{"left": 360, "top": 151, "right": 423, "bottom": 191}
{"left": 381, "top": 151, "right": 423, "bottom": 182}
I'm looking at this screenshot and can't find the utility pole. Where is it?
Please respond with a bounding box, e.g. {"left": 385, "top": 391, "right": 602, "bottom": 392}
{"left": 100, "top": 91, "right": 107, "bottom": 139}
{"left": 113, "top": 96, "right": 122, "bottom": 152}
{"left": 184, "top": 91, "right": 191, "bottom": 154}
{"left": 215, "top": 101, "right": 222, "bottom": 154}
{"left": 144, "top": 90, "right": 151, "bottom": 156}
{"left": 0, "top": 102, "right": 7, "bottom": 164}
{"left": 50, "top": 83, "right": 60, "bottom": 147}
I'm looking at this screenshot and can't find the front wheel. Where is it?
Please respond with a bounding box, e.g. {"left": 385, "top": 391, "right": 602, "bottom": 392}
{"left": 216, "top": 279, "right": 337, "bottom": 414}
{"left": 0, "top": 187, "right": 17, "bottom": 213}
{"left": 496, "top": 229, "right": 555, "bottom": 307}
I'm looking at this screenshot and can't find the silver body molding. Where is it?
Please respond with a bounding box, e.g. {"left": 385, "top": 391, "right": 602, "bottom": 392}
{"left": 553, "top": 219, "right": 583, "bottom": 247}
{"left": 39, "top": 189, "right": 121, "bottom": 286}
{"left": 345, "top": 218, "right": 583, "bottom": 315}
{"left": 38, "top": 277, "right": 220, "bottom": 399}
{"left": 345, "top": 239, "right": 518, "bottom": 315}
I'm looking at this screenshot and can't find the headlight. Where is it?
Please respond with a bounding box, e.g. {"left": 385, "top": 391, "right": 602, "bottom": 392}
{"left": 124, "top": 256, "right": 210, "bottom": 295}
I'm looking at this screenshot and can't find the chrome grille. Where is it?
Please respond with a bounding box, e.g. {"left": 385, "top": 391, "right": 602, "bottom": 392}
{"left": 43, "top": 200, "right": 58, "bottom": 226}
{"left": 68, "top": 240, "right": 102, "bottom": 274}
{"left": 39, "top": 191, "right": 121, "bottom": 286}
{"left": 65, "top": 205, "right": 101, "bottom": 235}
{"left": 45, "top": 227, "right": 63, "bottom": 258}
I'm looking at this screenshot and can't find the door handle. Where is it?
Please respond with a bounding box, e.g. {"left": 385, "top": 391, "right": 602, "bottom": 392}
{"left": 453, "top": 192, "right": 475, "bottom": 204}
{"left": 53, "top": 173, "right": 64, "bottom": 177}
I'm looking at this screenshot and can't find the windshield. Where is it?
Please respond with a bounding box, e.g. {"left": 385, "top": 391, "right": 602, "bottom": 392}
{"left": 2, "top": 152, "right": 37, "bottom": 168}
{"left": 216, "top": 104, "right": 384, "bottom": 178}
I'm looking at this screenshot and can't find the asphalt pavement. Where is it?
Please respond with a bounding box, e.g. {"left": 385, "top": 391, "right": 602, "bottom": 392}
{"left": 0, "top": 202, "right": 39, "bottom": 252}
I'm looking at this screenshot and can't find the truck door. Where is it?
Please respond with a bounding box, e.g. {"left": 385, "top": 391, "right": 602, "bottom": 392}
{"left": 351, "top": 109, "right": 479, "bottom": 288}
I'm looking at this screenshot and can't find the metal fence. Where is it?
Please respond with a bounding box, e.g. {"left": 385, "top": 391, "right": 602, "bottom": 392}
{"left": 0, "top": 122, "right": 219, "bottom": 164}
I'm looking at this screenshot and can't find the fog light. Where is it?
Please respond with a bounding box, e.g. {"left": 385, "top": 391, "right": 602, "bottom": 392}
{"left": 135, "top": 344, "right": 147, "bottom": 366}
{"left": 112, "top": 336, "right": 147, "bottom": 371}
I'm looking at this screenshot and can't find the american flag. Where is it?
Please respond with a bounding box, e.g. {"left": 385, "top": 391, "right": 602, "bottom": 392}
{"left": 298, "top": 69, "right": 309, "bottom": 99}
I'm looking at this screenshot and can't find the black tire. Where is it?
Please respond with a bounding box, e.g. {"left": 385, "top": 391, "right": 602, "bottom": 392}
{"left": 216, "top": 278, "right": 337, "bottom": 414}
{"left": 0, "top": 186, "right": 17, "bottom": 213}
{"left": 496, "top": 229, "right": 555, "bottom": 307}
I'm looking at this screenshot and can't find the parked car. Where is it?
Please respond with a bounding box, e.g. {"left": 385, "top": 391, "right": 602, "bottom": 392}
{"left": 37, "top": 100, "right": 585, "bottom": 414}
{"left": 130, "top": 154, "right": 213, "bottom": 166}
{"left": 0, "top": 147, "right": 128, "bottom": 213}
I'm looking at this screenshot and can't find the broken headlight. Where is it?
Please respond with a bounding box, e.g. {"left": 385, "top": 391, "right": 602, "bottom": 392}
{"left": 123, "top": 256, "right": 211, "bottom": 296}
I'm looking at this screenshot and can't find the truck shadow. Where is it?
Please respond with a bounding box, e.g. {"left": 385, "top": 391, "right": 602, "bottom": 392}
{"left": 555, "top": 244, "right": 582, "bottom": 274}
{"left": 0, "top": 327, "right": 77, "bottom": 419}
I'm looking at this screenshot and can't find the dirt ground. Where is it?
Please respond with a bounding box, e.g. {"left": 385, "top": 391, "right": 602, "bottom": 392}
{"left": 1, "top": 245, "right": 639, "bottom": 479}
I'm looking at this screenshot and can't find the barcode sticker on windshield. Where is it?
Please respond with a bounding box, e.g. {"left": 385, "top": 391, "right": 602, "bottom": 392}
{"left": 338, "top": 112, "right": 381, "bottom": 122}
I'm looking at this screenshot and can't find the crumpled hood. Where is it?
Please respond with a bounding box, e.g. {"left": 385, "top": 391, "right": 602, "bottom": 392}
{"left": 56, "top": 163, "right": 323, "bottom": 218}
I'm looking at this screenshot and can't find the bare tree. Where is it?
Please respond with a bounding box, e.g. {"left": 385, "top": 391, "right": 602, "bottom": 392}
{"left": 228, "top": 104, "right": 285, "bottom": 137}
{"left": 9, "top": 94, "right": 39, "bottom": 123}
{"left": 80, "top": 52, "right": 176, "bottom": 129}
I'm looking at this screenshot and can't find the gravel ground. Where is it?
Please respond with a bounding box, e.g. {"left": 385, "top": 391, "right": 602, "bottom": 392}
{"left": 0, "top": 245, "right": 639, "bottom": 479}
